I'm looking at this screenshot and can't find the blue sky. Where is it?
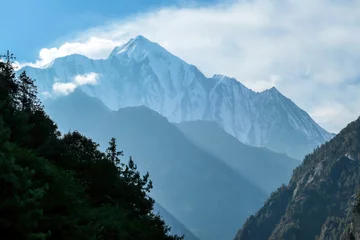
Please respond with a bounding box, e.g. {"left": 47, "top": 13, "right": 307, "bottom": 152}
{"left": 2, "top": 0, "right": 218, "bottom": 62}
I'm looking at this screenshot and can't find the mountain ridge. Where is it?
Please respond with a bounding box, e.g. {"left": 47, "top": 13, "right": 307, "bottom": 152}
{"left": 44, "top": 88, "right": 267, "bottom": 240}
{"left": 153, "top": 202, "right": 200, "bottom": 240}
{"left": 234, "top": 115, "right": 360, "bottom": 240}
{"left": 20, "top": 35, "right": 333, "bottom": 159}
{"left": 175, "top": 120, "right": 299, "bottom": 194}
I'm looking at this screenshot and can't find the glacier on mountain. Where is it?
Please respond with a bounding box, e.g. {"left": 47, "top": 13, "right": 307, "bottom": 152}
{"left": 20, "top": 35, "right": 333, "bottom": 159}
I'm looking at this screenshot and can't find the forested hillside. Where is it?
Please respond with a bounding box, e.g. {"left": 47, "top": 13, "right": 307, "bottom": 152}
{"left": 0, "top": 53, "right": 183, "bottom": 239}
{"left": 341, "top": 195, "right": 360, "bottom": 239}
{"left": 234, "top": 114, "right": 360, "bottom": 240}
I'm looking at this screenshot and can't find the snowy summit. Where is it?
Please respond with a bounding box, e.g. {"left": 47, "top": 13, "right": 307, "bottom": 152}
{"left": 20, "top": 35, "right": 333, "bottom": 159}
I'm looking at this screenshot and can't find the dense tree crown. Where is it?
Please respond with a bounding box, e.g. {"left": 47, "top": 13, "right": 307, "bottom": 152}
{"left": 0, "top": 52, "right": 183, "bottom": 240}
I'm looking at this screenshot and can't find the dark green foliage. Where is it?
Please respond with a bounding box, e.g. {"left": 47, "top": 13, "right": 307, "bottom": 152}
{"left": 353, "top": 193, "right": 360, "bottom": 214}
{"left": 316, "top": 216, "right": 346, "bottom": 240}
{"left": 234, "top": 184, "right": 294, "bottom": 240}
{"left": 339, "top": 193, "right": 360, "bottom": 240}
{"left": 235, "top": 115, "right": 360, "bottom": 240}
{"left": 0, "top": 51, "right": 18, "bottom": 109}
{"left": 0, "top": 53, "right": 182, "bottom": 240}
{"left": 0, "top": 142, "right": 47, "bottom": 239}
{"left": 106, "top": 137, "right": 123, "bottom": 167}
{"left": 18, "top": 70, "right": 42, "bottom": 112}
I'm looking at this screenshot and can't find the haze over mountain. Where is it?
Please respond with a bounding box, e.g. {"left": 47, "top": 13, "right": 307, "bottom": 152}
{"left": 20, "top": 35, "right": 333, "bottom": 159}
{"left": 175, "top": 121, "right": 299, "bottom": 194}
{"left": 153, "top": 202, "right": 200, "bottom": 240}
{"left": 234, "top": 116, "right": 360, "bottom": 240}
{"left": 43, "top": 89, "right": 267, "bottom": 240}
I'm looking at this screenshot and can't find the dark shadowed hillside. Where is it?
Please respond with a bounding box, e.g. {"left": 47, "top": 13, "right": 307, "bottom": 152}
{"left": 234, "top": 116, "right": 360, "bottom": 240}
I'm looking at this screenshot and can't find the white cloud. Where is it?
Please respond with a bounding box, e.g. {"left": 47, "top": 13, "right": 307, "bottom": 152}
{"left": 24, "top": 0, "right": 360, "bottom": 132}
{"left": 51, "top": 72, "right": 99, "bottom": 96}
{"left": 24, "top": 38, "right": 122, "bottom": 68}
{"left": 52, "top": 82, "right": 77, "bottom": 95}
{"left": 73, "top": 72, "right": 99, "bottom": 85}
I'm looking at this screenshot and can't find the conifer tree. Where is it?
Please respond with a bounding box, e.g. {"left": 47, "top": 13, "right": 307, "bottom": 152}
{"left": 18, "top": 70, "right": 42, "bottom": 112}
{"left": 106, "top": 137, "right": 123, "bottom": 167}
{"left": 0, "top": 51, "right": 19, "bottom": 115}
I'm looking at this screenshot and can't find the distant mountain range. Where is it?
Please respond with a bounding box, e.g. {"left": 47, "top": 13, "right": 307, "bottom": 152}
{"left": 175, "top": 121, "right": 299, "bottom": 194}
{"left": 43, "top": 89, "right": 268, "bottom": 240}
{"left": 153, "top": 202, "right": 200, "bottom": 240}
{"left": 20, "top": 35, "right": 333, "bottom": 159}
{"left": 234, "top": 116, "right": 360, "bottom": 240}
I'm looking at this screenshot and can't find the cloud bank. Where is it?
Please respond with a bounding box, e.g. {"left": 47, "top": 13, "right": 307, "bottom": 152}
{"left": 25, "top": 0, "right": 360, "bottom": 132}
{"left": 52, "top": 82, "right": 77, "bottom": 96}
{"left": 73, "top": 72, "right": 99, "bottom": 85}
{"left": 48, "top": 72, "right": 99, "bottom": 96}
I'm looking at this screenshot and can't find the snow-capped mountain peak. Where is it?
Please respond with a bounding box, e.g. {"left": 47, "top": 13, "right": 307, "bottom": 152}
{"left": 20, "top": 36, "right": 334, "bottom": 159}
{"left": 212, "top": 74, "right": 230, "bottom": 80}
{"left": 267, "top": 86, "right": 281, "bottom": 94}
{"left": 109, "top": 35, "right": 172, "bottom": 62}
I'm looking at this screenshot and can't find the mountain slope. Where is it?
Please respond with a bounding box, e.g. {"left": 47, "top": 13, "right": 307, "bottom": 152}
{"left": 20, "top": 35, "right": 333, "bottom": 159}
{"left": 234, "top": 116, "right": 360, "bottom": 240}
{"left": 153, "top": 202, "right": 200, "bottom": 240}
{"left": 175, "top": 121, "right": 299, "bottom": 194}
{"left": 43, "top": 89, "right": 267, "bottom": 240}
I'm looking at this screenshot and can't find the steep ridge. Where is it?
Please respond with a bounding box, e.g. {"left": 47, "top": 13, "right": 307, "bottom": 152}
{"left": 234, "top": 116, "right": 360, "bottom": 240}
{"left": 175, "top": 121, "right": 299, "bottom": 194}
{"left": 153, "top": 202, "right": 200, "bottom": 240}
{"left": 43, "top": 89, "right": 267, "bottom": 240}
{"left": 20, "top": 35, "right": 332, "bottom": 159}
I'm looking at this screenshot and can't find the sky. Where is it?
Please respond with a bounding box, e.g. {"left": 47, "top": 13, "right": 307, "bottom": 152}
{"left": 3, "top": 0, "right": 360, "bottom": 133}
{"left": 1, "top": 0, "right": 218, "bottom": 60}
